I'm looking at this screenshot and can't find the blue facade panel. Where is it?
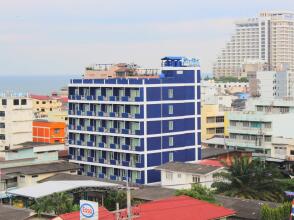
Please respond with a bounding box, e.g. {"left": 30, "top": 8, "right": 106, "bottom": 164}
{"left": 147, "top": 137, "right": 161, "bottom": 151}
{"left": 147, "top": 153, "right": 162, "bottom": 167}
{"left": 162, "top": 133, "right": 195, "bottom": 149}
{"left": 147, "top": 170, "right": 161, "bottom": 183}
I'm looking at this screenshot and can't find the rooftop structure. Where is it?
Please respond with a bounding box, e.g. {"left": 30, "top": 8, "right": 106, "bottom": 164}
{"left": 68, "top": 56, "right": 201, "bottom": 184}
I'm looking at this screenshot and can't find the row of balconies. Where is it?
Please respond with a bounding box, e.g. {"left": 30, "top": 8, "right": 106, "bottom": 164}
{"left": 81, "top": 171, "right": 143, "bottom": 184}
{"left": 69, "top": 125, "right": 142, "bottom": 135}
{"left": 68, "top": 139, "right": 143, "bottom": 151}
{"left": 69, "top": 95, "right": 143, "bottom": 102}
{"left": 70, "top": 155, "right": 144, "bottom": 168}
{"left": 69, "top": 110, "right": 142, "bottom": 119}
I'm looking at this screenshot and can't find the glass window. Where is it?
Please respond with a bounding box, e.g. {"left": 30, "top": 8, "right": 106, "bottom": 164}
{"left": 165, "top": 171, "right": 173, "bottom": 180}
{"left": 168, "top": 121, "right": 174, "bottom": 131}
{"left": 0, "top": 134, "right": 5, "bottom": 140}
{"left": 13, "top": 99, "right": 19, "bottom": 105}
{"left": 54, "top": 128, "right": 60, "bottom": 134}
{"left": 168, "top": 152, "right": 174, "bottom": 162}
{"left": 42, "top": 101, "right": 46, "bottom": 104}
{"left": 1, "top": 99, "right": 6, "bottom": 106}
{"left": 168, "top": 105, "right": 173, "bottom": 114}
{"left": 192, "top": 175, "right": 200, "bottom": 183}
{"left": 169, "top": 137, "right": 174, "bottom": 146}
{"left": 21, "top": 99, "right": 27, "bottom": 105}
{"left": 168, "top": 89, "right": 174, "bottom": 98}
{"left": 0, "top": 111, "right": 5, "bottom": 117}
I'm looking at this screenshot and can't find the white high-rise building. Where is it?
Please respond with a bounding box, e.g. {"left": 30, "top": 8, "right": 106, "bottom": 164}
{"left": 0, "top": 93, "right": 33, "bottom": 151}
{"left": 213, "top": 12, "right": 294, "bottom": 85}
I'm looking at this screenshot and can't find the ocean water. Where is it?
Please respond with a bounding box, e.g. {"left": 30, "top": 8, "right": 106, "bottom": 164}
{"left": 0, "top": 75, "right": 79, "bottom": 95}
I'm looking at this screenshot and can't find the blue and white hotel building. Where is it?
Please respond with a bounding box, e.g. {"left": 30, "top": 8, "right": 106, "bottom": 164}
{"left": 68, "top": 57, "right": 201, "bottom": 184}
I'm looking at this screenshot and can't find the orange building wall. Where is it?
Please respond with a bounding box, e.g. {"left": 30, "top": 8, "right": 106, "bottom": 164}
{"left": 33, "top": 121, "right": 66, "bottom": 144}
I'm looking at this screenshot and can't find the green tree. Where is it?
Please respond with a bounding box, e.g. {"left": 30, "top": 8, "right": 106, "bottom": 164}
{"left": 104, "top": 190, "right": 128, "bottom": 211}
{"left": 176, "top": 184, "right": 216, "bottom": 203}
{"left": 31, "top": 192, "right": 76, "bottom": 216}
{"left": 261, "top": 202, "right": 291, "bottom": 220}
{"left": 212, "top": 157, "right": 285, "bottom": 202}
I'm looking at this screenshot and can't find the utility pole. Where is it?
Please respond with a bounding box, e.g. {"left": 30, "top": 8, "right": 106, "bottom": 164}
{"left": 126, "top": 176, "right": 132, "bottom": 220}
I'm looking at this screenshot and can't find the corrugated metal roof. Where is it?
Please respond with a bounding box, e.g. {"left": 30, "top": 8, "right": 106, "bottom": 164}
{"left": 8, "top": 180, "right": 122, "bottom": 199}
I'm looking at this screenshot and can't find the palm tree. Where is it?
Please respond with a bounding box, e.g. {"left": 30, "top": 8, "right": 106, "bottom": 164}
{"left": 212, "top": 157, "right": 285, "bottom": 202}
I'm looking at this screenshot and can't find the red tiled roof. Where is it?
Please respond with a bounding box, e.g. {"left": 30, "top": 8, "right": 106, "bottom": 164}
{"left": 30, "top": 94, "right": 51, "bottom": 100}
{"left": 197, "top": 159, "right": 224, "bottom": 167}
{"left": 121, "top": 196, "right": 235, "bottom": 220}
{"left": 53, "top": 207, "right": 115, "bottom": 220}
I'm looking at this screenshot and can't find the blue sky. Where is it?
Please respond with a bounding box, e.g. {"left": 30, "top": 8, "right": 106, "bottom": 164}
{"left": 0, "top": 0, "right": 293, "bottom": 75}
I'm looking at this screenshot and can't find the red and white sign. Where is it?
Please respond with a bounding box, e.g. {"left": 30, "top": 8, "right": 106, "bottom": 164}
{"left": 80, "top": 200, "right": 98, "bottom": 220}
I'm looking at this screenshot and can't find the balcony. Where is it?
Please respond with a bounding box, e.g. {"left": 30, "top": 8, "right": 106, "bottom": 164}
{"left": 98, "top": 111, "right": 104, "bottom": 117}
{"left": 99, "top": 158, "right": 105, "bottom": 163}
{"left": 87, "top": 126, "right": 94, "bottom": 131}
{"left": 98, "top": 127, "right": 105, "bottom": 132}
{"left": 109, "top": 128, "right": 117, "bottom": 133}
{"left": 135, "top": 162, "right": 144, "bottom": 168}
{"left": 87, "top": 141, "right": 94, "bottom": 147}
{"left": 122, "top": 160, "right": 130, "bottom": 167}
{"left": 110, "top": 159, "right": 118, "bottom": 165}
{"left": 121, "top": 96, "right": 129, "bottom": 102}
{"left": 87, "top": 157, "right": 94, "bottom": 162}
{"left": 122, "top": 129, "right": 130, "bottom": 134}
{"left": 122, "top": 144, "right": 129, "bottom": 150}
{"left": 110, "top": 175, "right": 117, "bottom": 181}
{"left": 98, "top": 142, "right": 105, "bottom": 148}
{"left": 110, "top": 143, "right": 117, "bottom": 149}
{"left": 98, "top": 173, "right": 105, "bottom": 178}
{"left": 87, "top": 111, "right": 93, "bottom": 116}
{"left": 135, "top": 146, "right": 143, "bottom": 151}
{"left": 98, "top": 96, "right": 105, "bottom": 101}
{"left": 121, "top": 113, "right": 129, "bottom": 118}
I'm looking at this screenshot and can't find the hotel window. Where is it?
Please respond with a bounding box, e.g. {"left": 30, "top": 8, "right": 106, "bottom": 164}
{"left": 1, "top": 99, "right": 6, "bottom": 106}
{"left": 168, "top": 105, "right": 174, "bottom": 115}
{"left": 168, "top": 89, "right": 174, "bottom": 98}
{"left": 168, "top": 152, "right": 174, "bottom": 162}
{"left": 169, "top": 137, "right": 174, "bottom": 146}
{"left": 168, "top": 121, "right": 174, "bottom": 131}
{"left": 0, "top": 111, "right": 5, "bottom": 117}
{"left": 192, "top": 175, "right": 200, "bottom": 183}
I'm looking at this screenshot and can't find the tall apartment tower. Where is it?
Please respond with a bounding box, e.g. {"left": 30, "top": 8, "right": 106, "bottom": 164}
{"left": 0, "top": 94, "right": 33, "bottom": 151}
{"left": 213, "top": 12, "right": 294, "bottom": 83}
{"left": 68, "top": 57, "right": 201, "bottom": 184}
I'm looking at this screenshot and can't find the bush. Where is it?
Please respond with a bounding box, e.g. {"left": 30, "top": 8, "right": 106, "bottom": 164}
{"left": 261, "top": 202, "right": 291, "bottom": 220}
{"left": 176, "top": 184, "right": 216, "bottom": 203}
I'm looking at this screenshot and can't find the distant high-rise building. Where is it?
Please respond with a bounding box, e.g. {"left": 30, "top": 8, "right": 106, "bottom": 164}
{"left": 213, "top": 12, "right": 294, "bottom": 85}
{"left": 0, "top": 93, "right": 33, "bottom": 151}
{"left": 68, "top": 57, "right": 201, "bottom": 184}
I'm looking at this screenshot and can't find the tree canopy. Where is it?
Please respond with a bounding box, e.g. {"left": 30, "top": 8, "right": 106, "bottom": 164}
{"left": 212, "top": 157, "right": 286, "bottom": 202}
